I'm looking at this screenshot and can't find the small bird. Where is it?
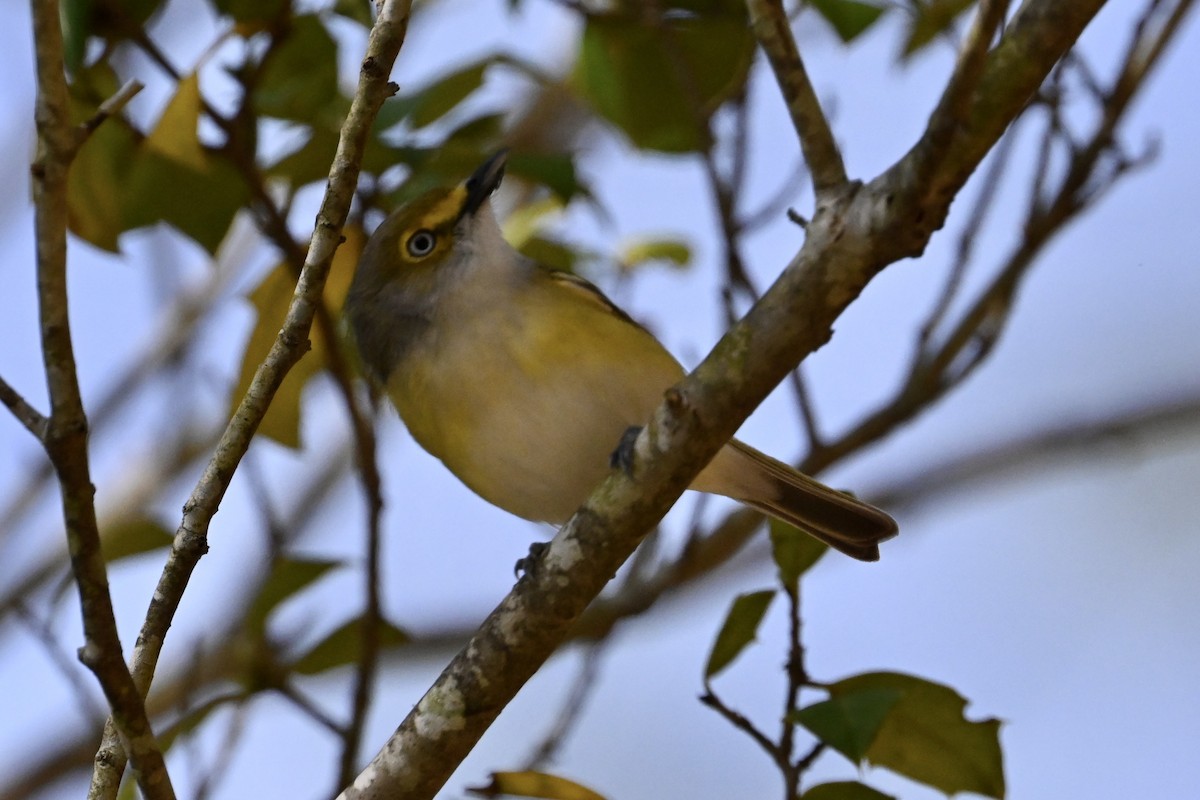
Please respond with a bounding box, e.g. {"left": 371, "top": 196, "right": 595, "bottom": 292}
{"left": 345, "top": 151, "right": 898, "bottom": 561}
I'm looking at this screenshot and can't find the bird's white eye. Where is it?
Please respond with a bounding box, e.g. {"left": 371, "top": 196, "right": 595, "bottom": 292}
{"left": 406, "top": 229, "right": 437, "bottom": 258}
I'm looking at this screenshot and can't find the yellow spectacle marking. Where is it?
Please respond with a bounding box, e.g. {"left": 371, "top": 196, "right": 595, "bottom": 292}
{"left": 414, "top": 185, "right": 468, "bottom": 231}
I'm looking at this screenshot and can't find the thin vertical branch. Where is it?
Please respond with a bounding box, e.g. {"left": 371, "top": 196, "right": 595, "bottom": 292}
{"left": 85, "top": 2, "right": 415, "bottom": 797}
{"left": 28, "top": 0, "right": 174, "bottom": 797}
{"left": 745, "top": 0, "right": 847, "bottom": 194}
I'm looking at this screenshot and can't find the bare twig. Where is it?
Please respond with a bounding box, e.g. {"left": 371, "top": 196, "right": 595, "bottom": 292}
{"left": 919, "top": 0, "right": 1011, "bottom": 172}
{"left": 699, "top": 689, "right": 788, "bottom": 773}
{"left": 874, "top": 393, "right": 1200, "bottom": 511}
{"left": 0, "top": 375, "right": 48, "bottom": 439}
{"left": 777, "top": 579, "right": 807, "bottom": 797}
{"left": 75, "top": 78, "right": 143, "bottom": 145}
{"left": 336, "top": 397, "right": 387, "bottom": 791}
{"left": 29, "top": 0, "right": 174, "bottom": 796}
{"left": 521, "top": 644, "right": 607, "bottom": 770}
{"left": 745, "top": 0, "right": 847, "bottom": 194}
{"left": 12, "top": 601, "right": 109, "bottom": 724}
{"left": 915, "top": 128, "right": 1017, "bottom": 357}
{"left": 818, "top": 0, "right": 1190, "bottom": 476}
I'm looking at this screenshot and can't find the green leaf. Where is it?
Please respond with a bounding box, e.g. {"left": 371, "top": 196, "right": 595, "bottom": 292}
{"left": 64, "top": 63, "right": 140, "bottom": 250}
{"left": 769, "top": 518, "right": 827, "bottom": 588}
{"left": 244, "top": 556, "right": 344, "bottom": 637}
{"left": 801, "top": 781, "right": 895, "bottom": 800}
{"left": 468, "top": 771, "right": 608, "bottom": 800}
{"left": 506, "top": 152, "right": 586, "bottom": 203}
{"left": 229, "top": 225, "right": 364, "bottom": 447}
{"left": 102, "top": 518, "right": 173, "bottom": 563}
{"left": 810, "top": 0, "right": 887, "bottom": 43}
{"left": 254, "top": 15, "right": 341, "bottom": 122}
{"left": 67, "top": 110, "right": 138, "bottom": 251}
{"left": 519, "top": 236, "right": 589, "bottom": 275}
{"left": 60, "top": 0, "right": 92, "bottom": 74}
{"left": 291, "top": 615, "right": 411, "bottom": 675}
{"left": 902, "top": 0, "right": 976, "bottom": 56}
{"left": 390, "top": 59, "right": 490, "bottom": 129}
{"left": 829, "top": 672, "right": 1005, "bottom": 798}
{"left": 704, "top": 590, "right": 775, "bottom": 679}
{"left": 63, "top": 0, "right": 164, "bottom": 60}
{"left": 144, "top": 72, "right": 207, "bottom": 171}
{"left": 211, "top": 0, "right": 289, "bottom": 31}
{"left": 790, "top": 688, "right": 903, "bottom": 762}
{"left": 617, "top": 237, "right": 691, "bottom": 273}
{"left": 572, "top": 8, "right": 754, "bottom": 153}
{"left": 333, "top": 0, "right": 374, "bottom": 27}
{"left": 123, "top": 148, "right": 249, "bottom": 254}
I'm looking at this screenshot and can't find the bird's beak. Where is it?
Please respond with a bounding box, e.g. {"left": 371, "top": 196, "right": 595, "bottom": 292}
{"left": 460, "top": 149, "right": 508, "bottom": 218}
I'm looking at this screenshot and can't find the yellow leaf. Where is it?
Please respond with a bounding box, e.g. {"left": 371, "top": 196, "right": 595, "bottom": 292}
{"left": 145, "top": 73, "right": 208, "bottom": 172}
{"left": 468, "top": 771, "right": 608, "bottom": 800}
{"left": 502, "top": 196, "right": 565, "bottom": 249}
{"left": 229, "top": 225, "right": 365, "bottom": 448}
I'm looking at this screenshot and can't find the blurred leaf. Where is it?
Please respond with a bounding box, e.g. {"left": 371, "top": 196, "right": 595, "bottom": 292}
{"left": 801, "top": 782, "right": 895, "bottom": 800}
{"left": 156, "top": 692, "right": 245, "bottom": 752}
{"left": 505, "top": 196, "right": 565, "bottom": 246}
{"left": 244, "top": 556, "right": 343, "bottom": 637}
{"left": 61, "top": 0, "right": 92, "bottom": 74}
{"left": 704, "top": 589, "right": 775, "bottom": 679}
{"left": 255, "top": 15, "right": 341, "bottom": 122}
{"left": 123, "top": 149, "right": 249, "bottom": 253}
{"left": 211, "top": 0, "right": 289, "bottom": 31}
{"left": 119, "top": 68, "right": 250, "bottom": 251}
{"left": 62, "top": 0, "right": 163, "bottom": 69}
{"left": 810, "top": 0, "right": 887, "bottom": 43}
{"left": 769, "top": 518, "right": 827, "bottom": 588}
{"left": 467, "top": 771, "right": 607, "bottom": 800}
{"left": 144, "top": 72, "right": 207, "bottom": 171}
{"left": 291, "top": 616, "right": 411, "bottom": 675}
{"left": 268, "top": 119, "right": 402, "bottom": 188}
{"left": 390, "top": 59, "right": 490, "bottom": 129}
{"left": 519, "top": 236, "right": 589, "bottom": 274}
{"left": 229, "top": 224, "right": 365, "bottom": 448}
{"left": 267, "top": 125, "right": 343, "bottom": 187}
{"left": 902, "top": 0, "right": 976, "bottom": 56}
{"left": 67, "top": 110, "right": 138, "bottom": 251}
{"left": 790, "top": 688, "right": 903, "bottom": 762}
{"left": 506, "top": 151, "right": 586, "bottom": 202}
{"left": 65, "top": 63, "right": 139, "bottom": 250}
{"left": 829, "top": 672, "right": 1005, "bottom": 798}
{"left": 573, "top": 7, "right": 754, "bottom": 152}
{"left": 333, "top": 0, "right": 374, "bottom": 26}
{"left": 102, "top": 518, "right": 173, "bottom": 562}
{"left": 617, "top": 237, "right": 691, "bottom": 273}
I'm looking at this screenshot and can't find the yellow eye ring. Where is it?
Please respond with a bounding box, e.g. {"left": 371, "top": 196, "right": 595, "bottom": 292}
{"left": 406, "top": 229, "right": 437, "bottom": 258}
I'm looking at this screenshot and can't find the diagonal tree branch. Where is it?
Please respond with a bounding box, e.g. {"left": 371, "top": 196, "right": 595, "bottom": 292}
{"left": 338, "top": 3, "right": 1110, "bottom": 797}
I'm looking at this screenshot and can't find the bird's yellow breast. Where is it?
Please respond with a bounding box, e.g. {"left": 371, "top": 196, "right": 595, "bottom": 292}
{"left": 387, "top": 271, "right": 684, "bottom": 522}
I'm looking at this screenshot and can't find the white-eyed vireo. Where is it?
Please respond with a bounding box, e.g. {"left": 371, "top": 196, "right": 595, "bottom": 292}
{"left": 345, "top": 151, "right": 897, "bottom": 561}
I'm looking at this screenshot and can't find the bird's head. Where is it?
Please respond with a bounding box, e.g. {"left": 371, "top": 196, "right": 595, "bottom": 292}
{"left": 346, "top": 150, "right": 512, "bottom": 381}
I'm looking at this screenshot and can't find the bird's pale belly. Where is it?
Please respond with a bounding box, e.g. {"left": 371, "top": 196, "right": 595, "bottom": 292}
{"left": 390, "top": 312, "right": 685, "bottom": 523}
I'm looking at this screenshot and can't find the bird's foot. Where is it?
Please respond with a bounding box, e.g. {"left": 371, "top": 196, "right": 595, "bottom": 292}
{"left": 514, "top": 540, "right": 550, "bottom": 579}
{"left": 610, "top": 425, "right": 642, "bottom": 475}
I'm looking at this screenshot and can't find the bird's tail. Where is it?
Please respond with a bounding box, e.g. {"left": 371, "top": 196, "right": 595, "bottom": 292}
{"left": 696, "top": 440, "right": 898, "bottom": 562}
